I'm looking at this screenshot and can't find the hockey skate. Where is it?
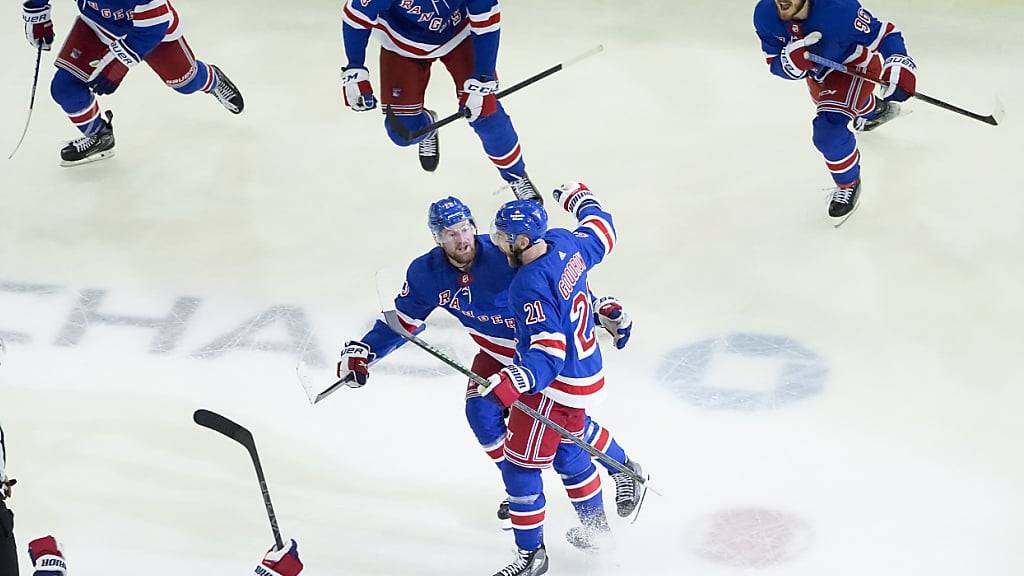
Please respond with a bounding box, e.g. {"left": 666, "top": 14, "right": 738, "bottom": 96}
{"left": 828, "top": 179, "right": 861, "bottom": 227}
{"left": 492, "top": 545, "right": 548, "bottom": 576}
{"left": 60, "top": 111, "right": 115, "bottom": 167}
{"left": 565, "top": 514, "right": 612, "bottom": 553}
{"left": 508, "top": 175, "right": 542, "bottom": 204}
{"left": 497, "top": 497, "right": 512, "bottom": 531}
{"left": 418, "top": 109, "right": 440, "bottom": 172}
{"left": 854, "top": 100, "right": 902, "bottom": 132}
{"left": 611, "top": 458, "right": 647, "bottom": 519}
{"left": 210, "top": 65, "right": 244, "bottom": 114}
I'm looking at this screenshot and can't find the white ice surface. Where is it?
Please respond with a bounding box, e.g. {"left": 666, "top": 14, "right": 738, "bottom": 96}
{"left": 1, "top": 0, "right": 1023, "bottom": 574}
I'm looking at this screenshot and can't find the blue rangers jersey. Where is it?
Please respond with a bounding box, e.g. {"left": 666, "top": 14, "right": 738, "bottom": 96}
{"left": 754, "top": 0, "right": 908, "bottom": 81}
{"left": 507, "top": 203, "right": 617, "bottom": 409}
{"left": 27, "top": 0, "right": 177, "bottom": 60}
{"left": 342, "top": 0, "right": 501, "bottom": 79}
{"left": 361, "top": 234, "right": 519, "bottom": 364}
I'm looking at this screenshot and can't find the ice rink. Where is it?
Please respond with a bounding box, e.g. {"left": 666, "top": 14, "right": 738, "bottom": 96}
{"left": 2, "top": 0, "right": 1023, "bottom": 574}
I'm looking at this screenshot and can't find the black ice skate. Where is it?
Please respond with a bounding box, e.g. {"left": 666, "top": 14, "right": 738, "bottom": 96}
{"left": 508, "top": 175, "right": 542, "bottom": 204}
{"left": 854, "top": 100, "right": 901, "bottom": 132}
{"left": 418, "top": 109, "right": 439, "bottom": 172}
{"left": 565, "top": 514, "right": 611, "bottom": 552}
{"left": 611, "top": 458, "right": 647, "bottom": 518}
{"left": 497, "top": 497, "right": 512, "bottom": 531}
{"left": 492, "top": 545, "right": 548, "bottom": 576}
{"left": 829, "top": 180, "right": 861, "bottom": 227}
{"left": 60, "top": 111, "right": 115, "bottom": 167}
{"left": 210, "top": 65, "right": 244, "bottom": 114}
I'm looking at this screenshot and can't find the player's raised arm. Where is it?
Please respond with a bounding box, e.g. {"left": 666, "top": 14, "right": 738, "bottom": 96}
{"left": 553, "top": 182, "right": 617, "bottom": 268}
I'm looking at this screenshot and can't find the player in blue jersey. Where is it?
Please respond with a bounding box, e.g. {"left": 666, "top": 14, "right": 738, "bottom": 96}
{"left": 481, "top": 183, "right": 628, "bottom": 575}
{"left": 339, "top": 0, "right": 540, "bottom": 201}
{"left": 21, "top": 0, "right": 244, "bottom": 166}
{"left": 754, "top": 0, "right": 917, "bottom": 222}
{"left": 335, "top": 196, "right": 642, "bottom": 533}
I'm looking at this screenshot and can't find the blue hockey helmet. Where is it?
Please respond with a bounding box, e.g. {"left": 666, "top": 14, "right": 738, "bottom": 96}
{"left": 428, "top": 196, "right": 475, "bottom": 241}
{"left": 490, "top": 199, "right": 548, "bottom": 249}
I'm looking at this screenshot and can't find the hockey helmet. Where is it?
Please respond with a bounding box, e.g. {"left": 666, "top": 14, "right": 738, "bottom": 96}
{"left": 490, "top": 199, "right": 548, "bottom": 249}
{"left": 428, "top": 196, "right": 476, "bottom": 242}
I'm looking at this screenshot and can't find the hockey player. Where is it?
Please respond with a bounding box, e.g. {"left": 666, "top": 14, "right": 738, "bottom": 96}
{"left": 336, "top": 196, "right": 642, "bottom": 531}
{"left": 1, "top": 423, "right": 17, "bottom": 576}
{"left": 26, "top": 535, "right": 303, "bottom": 575}
{"left": 339, "top": 0, "right": 540, "bottom": 201}
{"left": 754, "top": 0, "right": 917, "bottom": 222}
{"left": 21, "top": 0, "right": 245, "bottom": 167}
{"left": 481, "top": 184, "right": 625, "bottom": 575}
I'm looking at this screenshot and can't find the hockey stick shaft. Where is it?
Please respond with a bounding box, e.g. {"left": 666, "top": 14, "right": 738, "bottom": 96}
{"left": 193, "top": 409, "right": 285, "bottom": 550}
{"left": 381, "top": 309, "right": 658, "bottom": 494}
{"left": 8, "top": 44, "right": 43, "bottom": 160}
{"left": 805, "top": 53, "right": 999, "bottom": 126}
{"left": 386, "top": 44, "right": 604, "bottom": 141}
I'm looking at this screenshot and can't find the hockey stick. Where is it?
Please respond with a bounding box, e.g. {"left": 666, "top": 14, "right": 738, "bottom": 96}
{"left": 380, "top": 308, "right": 659, "bottom": 496}
{"left": 385, "top": 44, "right": 605, "bottom": 141}
{"left": 193, "top": 409, "right": 285, "bottom": 550}
{"left": 310, "top": 373, "right": 355, "bottom": 404}
{"left": 8, "top": 44, "right": 44, "bottom": 160}
{"left": 805, "top": 52, "right": 1002, "bottom": 126}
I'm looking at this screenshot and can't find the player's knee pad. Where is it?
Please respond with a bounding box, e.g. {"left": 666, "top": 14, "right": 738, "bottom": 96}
{"left": 464, "top": 395, "right": 506, "bottom": 447}
{"left": 811, "top": 111, "right": 854, "bottom": 152}
{"left": 50, "top": 69, "right": 91, "bottom": 111}
{"left": 552, "top": 442, "right": 592, "bottom": 479}
{"left": 501, "top": 462, "right": 543, "bottom": 498}
{"left": 383, "top": 111, "right": 431, "bottom": 147}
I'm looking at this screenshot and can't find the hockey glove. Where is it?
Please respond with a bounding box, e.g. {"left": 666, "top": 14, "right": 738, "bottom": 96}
{"left": 23, "top": 2, "right": 54, "bottom": 50}
{"left": 481, "top": 365, "right": 532, "bottom": 409}
{"left": 594, "top": 296, "right": 632, "bottom": 349}
{"left": 553, "top": 182, "right": 600, "bottom": 216}
{"left": 257, "top": 539, "right": 303, "bottom": 576}
{"left": 87, "top": 40, "right": 138, "bottom": 95}
{"left": 460, "top": 77, "right": 498, "bottom": 122}
{"left": 341, "top": 66, "right": 377, "bottom": 112}
{"left": 779, "top": 31, "right": 821, "bottom": 80}
{"left": 337, "top": 340, "right": 375, "bottom": 388}
{"left": 29, "top": 536, "right": 67, "bottom": 576}
{"left": 879, "top": 54, "right": 916, "bottom": 102}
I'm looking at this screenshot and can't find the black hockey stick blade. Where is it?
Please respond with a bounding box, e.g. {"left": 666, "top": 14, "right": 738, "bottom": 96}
{"left": 380, "top": 309, "right": 659, "bottom": 494}
{"left": 193, "top": 409, "right": 285, "bottom": 550}
{"left": 313, "top": 373, "right": 356, "bottom": 404}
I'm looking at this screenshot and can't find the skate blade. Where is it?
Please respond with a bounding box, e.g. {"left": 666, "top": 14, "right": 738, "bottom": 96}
{"left": 830, "top": 202, "right": 860, "bottom": 228}
{"left": 629, "top": 474, "right": 651, "bottom": 525}
{"left": 60, "top": 149, "right": 115, "bottom": 167}
{"left": 855, "top": 108, "right": 913, "bottom": 133}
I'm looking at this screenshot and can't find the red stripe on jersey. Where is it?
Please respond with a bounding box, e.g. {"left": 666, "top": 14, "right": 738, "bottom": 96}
{"left": 344, "top": 5, "right": 433, "bottom": 57}
{"left": 548, "top": 376, "right": 604, "bottom": 397}
{"left": 470, "top": 333, "right": 515, "bottom": 358}
{"left": 489, "top": 144, "right": 521, "bottom": 168}
{"left": 566, "top": 474, "right": 602, "bottom": 500}
{"left": 398, "top": 317, "right": 419, "bottom": 333}
{"left": 470, "top": 13, "right": 500, "bottom": 28}
{"left": 134, "top": 4, "right": 169, "bottom": 22}
{"left": 486, "top": 444, "right": 505, "bottom": 462}
{"left": 532, "top": 338, "right": 565, "bottom": 352}
{"left": 592, "top": 428, "right": 610, "bottom": 452}
{"left": 583, "top": 217, "right": 615, "bottom": 252}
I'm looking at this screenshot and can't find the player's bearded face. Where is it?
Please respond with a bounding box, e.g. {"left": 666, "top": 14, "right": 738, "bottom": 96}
{"left": 439, "top": 220, "right": 477, "bottom": 266}
{"left": 775, "top": 0, "right": 807, "bottom": 20}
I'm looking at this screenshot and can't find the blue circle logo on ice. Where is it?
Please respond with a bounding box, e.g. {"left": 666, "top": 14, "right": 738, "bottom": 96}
{"left": 656, "top": 333, "right": 827, "bottom": 410}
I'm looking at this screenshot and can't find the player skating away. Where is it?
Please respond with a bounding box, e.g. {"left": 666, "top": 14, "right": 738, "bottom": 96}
{"left": 339, "top": 0, "right": 541, "bottom": 201}
{"left": 21, "top": 0, "right": 245, "bottom": 167}
{"left": 336, "top": 196, "right": 642, "bottom": 532}
{"left": 481, "top": 183, "right": 630, "bottom": 575}
{"left": 754, "top": 0, "right": 917, "bottom": 223}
